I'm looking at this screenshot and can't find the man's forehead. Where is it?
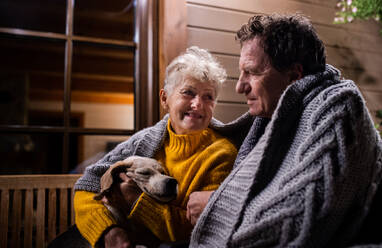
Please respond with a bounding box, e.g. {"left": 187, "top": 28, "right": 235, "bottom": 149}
{"left": 239, "top": 41, "right": 269, "bottom": 69}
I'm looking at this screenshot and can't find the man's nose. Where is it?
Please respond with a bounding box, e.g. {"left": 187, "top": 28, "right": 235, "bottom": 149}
{"left": 236, "top": 79, "right": 251, "bottom": 95}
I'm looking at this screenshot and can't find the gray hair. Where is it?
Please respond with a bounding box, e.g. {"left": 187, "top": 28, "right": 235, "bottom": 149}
{"left": 164, "top": 46, "right": 227, "bottom": 97}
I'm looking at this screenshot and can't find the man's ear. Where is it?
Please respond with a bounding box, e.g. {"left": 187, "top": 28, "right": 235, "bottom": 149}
{"left": 159, "top": 89, "right": 169, "bottom": 111}
{"left": 288, "top": 63, "right": 303, "bottom": 83}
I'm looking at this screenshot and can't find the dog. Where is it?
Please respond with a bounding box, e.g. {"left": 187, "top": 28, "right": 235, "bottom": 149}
{"left": 94, "top": 156, "right": 178, "bottom": 222}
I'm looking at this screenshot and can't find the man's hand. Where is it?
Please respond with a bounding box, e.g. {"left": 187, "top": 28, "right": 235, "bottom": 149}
{"left": 103, "top": 226, "right": 132, "bottom": 248}
{"left": 186, "top": 191, "right": 214, "bottom": 225}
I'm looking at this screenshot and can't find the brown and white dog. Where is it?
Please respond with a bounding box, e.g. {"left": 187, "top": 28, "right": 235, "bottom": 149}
{"left": 94, "top": 156, "right": 178, "bottom": 223}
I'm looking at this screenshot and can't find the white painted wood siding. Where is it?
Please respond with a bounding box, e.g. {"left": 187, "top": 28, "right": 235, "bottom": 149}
{"left": 186, "top": 0, "right": 382, "bottom": 124}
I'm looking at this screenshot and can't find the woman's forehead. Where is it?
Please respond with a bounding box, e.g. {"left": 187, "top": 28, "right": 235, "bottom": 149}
{"left": 177, "top": 77, "right": 215, "bottom": 91}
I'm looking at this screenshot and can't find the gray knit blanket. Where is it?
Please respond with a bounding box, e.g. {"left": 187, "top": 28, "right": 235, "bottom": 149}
{"left": 189, "top": 65, "right": 382, "bottom": 247}
{"left": 74, "top": 113, "right": 253, "bottom": 193}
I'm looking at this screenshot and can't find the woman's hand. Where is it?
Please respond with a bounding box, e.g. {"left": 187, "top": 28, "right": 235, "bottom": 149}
{"left": 118, "top": 172, "right": 142, "bottom": 211}
{"left": 103, "top": 226, "right": 132, "bottom": 248}
{"left": 101, "top": 173, "right": 142, "bottom": 215}
{"left": 186, "top": 191, "right": 214, "bottom": 225}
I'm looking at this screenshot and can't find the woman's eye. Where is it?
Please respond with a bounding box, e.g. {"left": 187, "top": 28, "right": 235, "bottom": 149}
{"left": 182, "top": 90, "right": 195, "bottom": 96}
{"left": 204, "top": 94, "right": 214, "bottom": 101}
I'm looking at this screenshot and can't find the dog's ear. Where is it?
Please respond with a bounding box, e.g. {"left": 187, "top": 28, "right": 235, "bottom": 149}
{"left": 93, "top": 190, "right": 107, "bottom": 201}
{"left": 99, "top": 161, "right": 131, "bottom": 193}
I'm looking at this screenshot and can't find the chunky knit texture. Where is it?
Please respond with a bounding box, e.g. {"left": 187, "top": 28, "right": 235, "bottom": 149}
{"left": 189, "top": 64, "right": 382, "bottom": 247}
{"left": 74, "top": 119, "right": 237, "bottom": 245}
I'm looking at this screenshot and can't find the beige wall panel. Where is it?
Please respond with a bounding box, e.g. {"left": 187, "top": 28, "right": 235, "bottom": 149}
{"left": 188, "top": 27, "right": 239, "bottom": 55}
{"left": 360, "top": 90, "right": 382, "bottom": 124}
{"left": 187, "top": 3, "right": 382, "bottom": 54}
{"left": 341, "top": 68, "right": 382, "bottom": 93}
{"left": 218, "top": 79, "right": 246, "bottom": 103}
{"left": 214, "top": 54, "right": 240, "bottom": 78}
{"left": 187, "top": 0, "right": 381, "bottom": 35}
{"left": 187, "top": 0, "right": 335, "bottom": 25}
{"left": 298, "top": 0, "right": 337, "bottom": 7}
{"left": 316, "top": 25, "right": 382, "bottom": 54}
{"left": 326, "top": 47, "right": 382, "bottom": 90}
{"left": 187, "top": 3, "right": 251, "bottom": 32}
{"left": 361, "top": 90, "right": 382, "bottom": 112}
{"left": 326, "top": 46, "right": 382, "bottom": 72}
{"left": 214, "top": 102, "right": 248, "bottom": 123}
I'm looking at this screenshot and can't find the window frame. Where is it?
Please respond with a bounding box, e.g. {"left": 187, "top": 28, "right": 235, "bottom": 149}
{"left": 0, "top": 0, "right": 159, "bottom": 172}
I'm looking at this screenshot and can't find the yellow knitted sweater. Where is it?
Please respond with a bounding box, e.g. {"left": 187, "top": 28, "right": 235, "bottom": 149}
{"left": 74, "top": 120, "right": 237, "bottom": 246}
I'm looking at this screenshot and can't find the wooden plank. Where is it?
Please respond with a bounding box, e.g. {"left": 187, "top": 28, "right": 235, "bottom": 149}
{"left": 340, "top": 68, "right": 382, "bottom": 93}
{"left": 48, "top": 189, "right": 57, "bottom": 243}
{"left": 187, "top": 3, "right": 251, "bottom": 32}
{"left": 214, "top": 102, "right": 249, "bottom": 123}
{"left": 24, "top": 189, "right": 34, "bottom": 248}
{"left": 326, "top": 47, "right": 382, "bottom": 92}
{"left": 0, "top": 175, "right": 81, "bottom": 189}
{"left": 218, "top": 79, "right": 246, "bottom": 103}
{"left": 187, "top": 27, "right": 239, "bottom": 55}
{"left": 36, "top": 189, "right": 46, "bottom": 248}
{"left": 187, "top": 4, "right": 382, "bottom": 54}
{"left": 59, "top": 189, "right": 68, "bottom": 235}
{"left": 361, "top": 90, "right": 382, "bottom": 114}
{"left": 214, "top": 54, "right": 240, "bottom": 78}
{"left": 10, "top": 189, "right": 22, "bottom": 248}
{"left": 315, "top": 25, "right": 382, "bottom": 54}
{"left": 187, "top": 0, "right": 336, "bottom": 26}
{"left": 71, "top": 188, "right": 75, "bottom": 226}
{"left": 186, "top": 0, "right": 382, "bottom": 34}
{"left": 0, "top": 190, "right": 9, "bottom": 248}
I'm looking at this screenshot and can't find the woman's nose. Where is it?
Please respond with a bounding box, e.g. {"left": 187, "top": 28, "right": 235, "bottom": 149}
{"left": 191, "top": 96, "right": 202, "bottom": 109}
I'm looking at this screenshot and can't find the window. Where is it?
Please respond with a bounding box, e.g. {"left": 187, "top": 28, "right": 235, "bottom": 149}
{"left": 0, "top": 0, "right": 159, "bottom": 174}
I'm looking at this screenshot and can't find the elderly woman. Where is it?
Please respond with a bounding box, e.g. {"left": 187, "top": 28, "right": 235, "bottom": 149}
{"left": 73, "top": 46, "right": 238, "bottom": 247}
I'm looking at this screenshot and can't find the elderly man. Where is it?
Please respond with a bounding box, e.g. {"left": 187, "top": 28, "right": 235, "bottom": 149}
{"left": 186, "top": 13, "right": 382, "bottom": 247}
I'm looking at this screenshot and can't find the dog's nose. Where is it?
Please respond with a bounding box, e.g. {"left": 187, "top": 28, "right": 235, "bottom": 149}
{"left": 166, "top": 178, "right": 178, "bottom": 195}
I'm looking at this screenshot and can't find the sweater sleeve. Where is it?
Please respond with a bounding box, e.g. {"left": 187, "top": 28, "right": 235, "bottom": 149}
{"left": 74, "top": 191, "right": 117, "bottom": 247}
{"left": 128, "top": 193, "right": 193, "bottom": 242}
{"left": 73, "top": 137, "right": 139, "bottom": 246}
{"left": 231, "top": 86, "right": 382, "bottom": 247}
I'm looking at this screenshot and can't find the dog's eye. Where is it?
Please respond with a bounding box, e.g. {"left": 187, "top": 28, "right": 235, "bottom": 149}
{"left": 135, "top": 168, "right": 152, "bottom": 176}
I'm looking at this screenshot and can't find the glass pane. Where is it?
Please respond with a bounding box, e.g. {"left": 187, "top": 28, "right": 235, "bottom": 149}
{"left": 0, "top": 133, "right": 63, "bottom": 174}
{"left": 71, "top": 42, "right": 134, "bottom": 129}
{"left": 0, "top": 0, "right": 66, "bottom": 34}
{"left": 0, "top": 34, "right": 65, "bottom": 126}
{"left": 69, "top": 134, "right": 131, "bottom": 174}
{"left": 74, "top": 0, "right": 135, "bottom": 41}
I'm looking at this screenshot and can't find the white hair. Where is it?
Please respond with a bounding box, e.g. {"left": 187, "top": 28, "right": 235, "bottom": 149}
{"left": 164, "top": 46, "right": 227, "bottom": 98}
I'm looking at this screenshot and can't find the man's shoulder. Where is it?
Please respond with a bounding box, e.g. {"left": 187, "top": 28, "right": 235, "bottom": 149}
{"left": 305, "top": 79, "right": 364, "bottom": 115}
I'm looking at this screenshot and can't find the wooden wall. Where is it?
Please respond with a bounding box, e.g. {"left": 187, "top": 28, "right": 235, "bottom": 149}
{"left": 185, "top": 0, "right": 382, "bottom": 124}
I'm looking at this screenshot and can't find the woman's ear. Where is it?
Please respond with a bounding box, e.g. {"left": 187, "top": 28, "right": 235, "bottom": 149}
{"left": 159, "top": 89, "right": 169, "bottom": 111}
{"left": 288, "top": 63, "right": 303, "bottom": 83}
